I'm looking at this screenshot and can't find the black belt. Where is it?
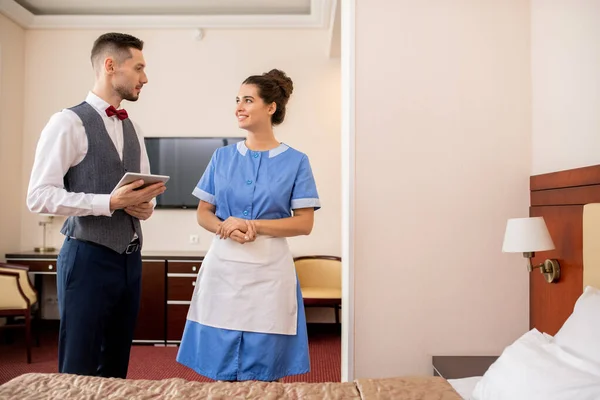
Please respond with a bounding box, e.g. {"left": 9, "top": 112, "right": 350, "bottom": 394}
{"left": 124, "top": 240, "right": 141, "bottom": 254}
{"left": 71, "top": 237, "right": 140, "bottom": 255}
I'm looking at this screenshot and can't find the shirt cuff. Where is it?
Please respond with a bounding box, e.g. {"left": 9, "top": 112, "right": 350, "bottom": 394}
{"left": 92, "top": 194, "right": 113, "bottom": 216}
{"left": 291, "top": 198, "right": 321, "bottom": 210}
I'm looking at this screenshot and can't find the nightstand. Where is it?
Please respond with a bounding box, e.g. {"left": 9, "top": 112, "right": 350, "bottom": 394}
{"left": 432, "top": 356, "right": 498, "bottom": 379}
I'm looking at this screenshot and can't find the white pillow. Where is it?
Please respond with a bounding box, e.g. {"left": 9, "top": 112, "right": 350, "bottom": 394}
{"left": 554, "top": 285, "right": 600, "bottom": 366}
{"left": 447, "top": 376, "right": 482, "bottom": 399}
{"left": 470, "top": 328, "right": 600, "bottom": 400}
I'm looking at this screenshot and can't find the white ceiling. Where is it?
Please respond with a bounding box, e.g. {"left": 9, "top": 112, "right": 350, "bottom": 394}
{"left": 14, "top": 0, "right": 311, "bottom": 16}
{"left": 0, "top": 0, "right": 335, "bottom": 29}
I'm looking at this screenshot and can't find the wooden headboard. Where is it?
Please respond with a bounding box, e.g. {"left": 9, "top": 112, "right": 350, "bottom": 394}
{"left": 530, "top": 164, "right": 600, "bottom": 334}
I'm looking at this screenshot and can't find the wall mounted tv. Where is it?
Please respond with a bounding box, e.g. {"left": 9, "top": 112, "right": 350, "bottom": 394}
{"left": 145, "top": 137, "right": 244, "bottom": 209}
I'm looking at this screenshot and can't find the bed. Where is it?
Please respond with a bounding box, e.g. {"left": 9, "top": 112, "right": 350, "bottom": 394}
{"left": 0, "top": 373, "right": 462, "bottom": 399}
{"left": 445, "top": 202, "right": 600, "bottom": 399}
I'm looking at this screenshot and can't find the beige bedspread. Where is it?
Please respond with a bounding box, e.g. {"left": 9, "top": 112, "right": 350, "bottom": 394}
{"left": 356, "top": 376, "right": 462, "bottom": 399}
{"left": 0, "top": 373, "right": 462, "bottom": 399}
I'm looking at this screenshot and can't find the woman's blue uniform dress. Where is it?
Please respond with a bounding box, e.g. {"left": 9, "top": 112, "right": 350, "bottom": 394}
{"left": 176, "top": 140, "right": 321, "bottom": 381}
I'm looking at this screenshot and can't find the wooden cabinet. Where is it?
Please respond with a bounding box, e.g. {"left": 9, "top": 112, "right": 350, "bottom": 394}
{"left": 167, "top": 304, "right": 190, "bottom": 342}
{"left": 167, "top": 276, "right": 196, "bottom": 301}
{"left": 166, "top": 259, "right": 201, "bottom": 343}
{"left": 168, "top": 261, "right": 201, "bottom": 274}
{"left": 8, "top": 259, "right": 57, "bottom": 273}
{"left": 134, "top": 261, "right": 166, "bottom": 342}
{"left": 5, "top": 251, "right": 205, "bottom": 345}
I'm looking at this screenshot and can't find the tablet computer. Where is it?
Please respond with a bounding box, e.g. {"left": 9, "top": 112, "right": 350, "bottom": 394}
{"left": 112, "top": 172, "right": 170, "bottom": 193}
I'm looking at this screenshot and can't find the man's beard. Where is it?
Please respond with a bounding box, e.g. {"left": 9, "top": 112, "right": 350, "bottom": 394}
{"left": 115, "top": 85, "right": 139, "bottom": 102}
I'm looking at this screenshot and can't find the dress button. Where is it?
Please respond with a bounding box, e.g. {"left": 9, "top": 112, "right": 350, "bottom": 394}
{"left": 253, "top": 153, "right": 259, "bottom": 158}
{"left": 246, "top": 180, "right": 253, "bottom": 185}
{"left": 243, "top": 210, "right": 249, "bottom": 216}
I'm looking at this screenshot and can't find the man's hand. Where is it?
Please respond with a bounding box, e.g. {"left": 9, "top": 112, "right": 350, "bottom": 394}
{"left": 110, "top": 180, "right": 165, "bottom": 211}
{"left": 125, "top": 202, "right": 154, "bottom": 220}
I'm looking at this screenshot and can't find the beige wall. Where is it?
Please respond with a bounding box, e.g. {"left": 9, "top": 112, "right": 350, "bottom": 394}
{"left": 531, "top": 0, "right": 600, "bottom": 175}
{"left": 19, "top": 29, "right": 341, "bottom": 260}
{"left": 353, "top": 0, "right": 531, "bottom": 378}
{"left": 0, "top": 14, "right": 25, "bottom": 262}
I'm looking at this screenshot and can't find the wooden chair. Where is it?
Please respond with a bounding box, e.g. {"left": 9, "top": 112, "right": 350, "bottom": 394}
{"left": 294, "top": 256, "right": 342, "bottom": 325}
{"left": 0, "top": 263, "right": 39, "bottom": 363}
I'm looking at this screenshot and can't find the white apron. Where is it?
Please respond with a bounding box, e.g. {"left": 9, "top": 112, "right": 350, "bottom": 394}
{"left": 187, "top": 235, "right": 298, "bottom": 335}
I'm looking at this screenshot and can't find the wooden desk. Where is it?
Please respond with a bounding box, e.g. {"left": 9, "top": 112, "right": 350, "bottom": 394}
{"left": 432, "top": 356, "right": 498, "bottom": 379}
{"left": 5, "top": 250, "right": 206, "bottom": 345}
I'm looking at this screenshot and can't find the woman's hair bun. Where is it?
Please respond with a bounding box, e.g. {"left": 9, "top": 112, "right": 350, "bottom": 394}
{"left": 265, "top": 69, "right": 293, "bottom": 99}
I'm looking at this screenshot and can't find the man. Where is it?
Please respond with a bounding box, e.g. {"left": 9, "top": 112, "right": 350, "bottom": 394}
{"left": 26, "top": 32, "right": 165, "bottom": 378}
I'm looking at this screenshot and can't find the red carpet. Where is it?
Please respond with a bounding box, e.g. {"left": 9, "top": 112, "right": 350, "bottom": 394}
{"left": 0, "top": 325, "right": 341, "bottom": 385}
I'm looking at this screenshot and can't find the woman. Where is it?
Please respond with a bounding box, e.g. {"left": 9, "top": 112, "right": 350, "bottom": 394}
{"left": 176, "top": 69, "right": 320, "bottom": 382}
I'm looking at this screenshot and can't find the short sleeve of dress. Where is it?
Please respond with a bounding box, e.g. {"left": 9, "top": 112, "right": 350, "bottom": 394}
{"left": 192, "top": 149, "right": 217, "bottom": 205}
{"left": 291, "top": 155, "right": 321, "bottom": 211}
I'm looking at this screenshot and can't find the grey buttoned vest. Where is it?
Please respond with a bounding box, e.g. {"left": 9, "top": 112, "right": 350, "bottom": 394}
{"left": 60, "top": 101, "right": 142, "bottom": 254}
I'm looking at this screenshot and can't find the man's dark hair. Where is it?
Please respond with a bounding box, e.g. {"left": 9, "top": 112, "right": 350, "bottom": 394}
{"left": 91, "top": 32, "right": 144, "bottom": 67}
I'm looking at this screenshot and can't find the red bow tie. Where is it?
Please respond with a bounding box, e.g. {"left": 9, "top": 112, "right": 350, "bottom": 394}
{"left": 106, "top": 105, "right": 128, "bottom": 120}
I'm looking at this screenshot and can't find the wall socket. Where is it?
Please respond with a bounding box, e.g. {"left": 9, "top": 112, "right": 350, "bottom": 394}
{"left": 189, "top": 234, "right": 199, "bottom": 244}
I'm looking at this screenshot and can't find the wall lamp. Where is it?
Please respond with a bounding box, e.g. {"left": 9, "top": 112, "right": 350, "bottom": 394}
{"left": 502, "top": 216, "right": 561, "bottom": 283}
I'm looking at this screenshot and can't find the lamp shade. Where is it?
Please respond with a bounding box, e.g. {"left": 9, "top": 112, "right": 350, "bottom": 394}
{"left": 502, "top": 217, "right": 555, "bottom": 253}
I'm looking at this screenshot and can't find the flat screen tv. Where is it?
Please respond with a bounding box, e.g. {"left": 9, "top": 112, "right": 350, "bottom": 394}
{"left": 145, "top": 137, "right": 244, "bottom": 209}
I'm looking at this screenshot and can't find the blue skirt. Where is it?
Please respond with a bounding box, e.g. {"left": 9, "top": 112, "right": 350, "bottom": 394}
{"left": 176, "top": 280, "right": 310, "bottom": 381}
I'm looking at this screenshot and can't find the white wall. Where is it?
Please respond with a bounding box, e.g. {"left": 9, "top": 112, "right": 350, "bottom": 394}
{"left": 0, "top": 14, "right": 25, "bottom": 262}
{"left": 18, "top": 29, "right": 341, "bottom": 259}
{"left": 353, "top": 0, "right": 531, "bottom": 378}
{"left": 531, "top": 0, "right": 600, "bottom": 175}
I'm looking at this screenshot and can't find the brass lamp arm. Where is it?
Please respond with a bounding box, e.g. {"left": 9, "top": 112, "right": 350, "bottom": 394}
{"left": 522, "top": 252, "right": 561, "bottom": 283}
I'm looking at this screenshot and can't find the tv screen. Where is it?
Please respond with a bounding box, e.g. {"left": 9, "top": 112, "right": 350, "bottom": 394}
{"left": 145, "top": 137, "right": 244, "bottom": 209}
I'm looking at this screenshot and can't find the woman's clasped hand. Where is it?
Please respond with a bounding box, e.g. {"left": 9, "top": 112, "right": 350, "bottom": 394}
{"left": 216, "top": 217, "right": 257, "bottom": 243}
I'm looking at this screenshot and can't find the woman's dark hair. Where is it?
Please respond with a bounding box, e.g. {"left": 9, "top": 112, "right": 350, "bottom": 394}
{"left": 243, "top": 69, "right": 294, "bottom": 125}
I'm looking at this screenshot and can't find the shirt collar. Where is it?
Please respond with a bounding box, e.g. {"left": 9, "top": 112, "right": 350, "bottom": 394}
{"left": 236, "top": 141, "right": 289, "bottom": 158}
{"left": 85, "top": 91, "right": 118, "bottom": 117}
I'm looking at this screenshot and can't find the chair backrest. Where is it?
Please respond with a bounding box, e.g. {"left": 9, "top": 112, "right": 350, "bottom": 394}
{"left": 0, "top": 271, "right": 29, "bottom": 310}
{"left": 0, "top": 264, "right": 37, "bottom": 304}
{"left": 294, "top": 256, "right": 341, "bottom": 289}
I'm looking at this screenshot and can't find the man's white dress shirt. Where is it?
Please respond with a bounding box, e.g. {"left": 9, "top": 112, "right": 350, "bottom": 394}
{"left": 27, "top": 92, "right": 152, "bottom": 217}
